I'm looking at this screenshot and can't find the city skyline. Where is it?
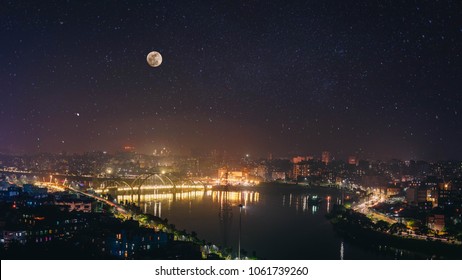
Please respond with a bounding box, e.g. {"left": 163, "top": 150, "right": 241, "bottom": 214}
{"left": 1, "top": 1, "right": 462, "bottom": 160}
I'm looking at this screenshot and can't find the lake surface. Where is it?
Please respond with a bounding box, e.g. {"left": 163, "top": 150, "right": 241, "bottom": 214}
{"left": 117, "top": 183, "right": 422, "bottom": 259}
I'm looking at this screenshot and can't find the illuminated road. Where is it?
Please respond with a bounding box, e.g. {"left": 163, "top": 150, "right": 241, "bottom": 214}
{"left": 38, "top": 181, "right": 127, "bottom": 214}
{"left": 353, "top": 197, "right": 461, "bottom": 245}
{"left": 353, "top": 198, "right": 397, "bottom": 225}
{"left": 67, "top": 185, "right": 128, "bottom": 214}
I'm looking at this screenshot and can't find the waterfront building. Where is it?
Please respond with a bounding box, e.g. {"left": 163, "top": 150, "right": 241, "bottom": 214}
{"left": 293, "top": 162, "right": 310, "bottom": 178}
{"left": 271, "top": 171, "right": 286, "bottom": 181}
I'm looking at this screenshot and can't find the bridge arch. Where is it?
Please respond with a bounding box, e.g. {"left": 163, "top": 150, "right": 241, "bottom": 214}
{"left": 95, "top": 174, "right": 208, "bottom": 206}
{"left": 99, "top": 180, "right": 133, "bottom": 201}
{"left": 176, "top": 178, "right": 208, "bottom": 190}
{"left": 132, "top": 173, "right": 176, "bottom": 205}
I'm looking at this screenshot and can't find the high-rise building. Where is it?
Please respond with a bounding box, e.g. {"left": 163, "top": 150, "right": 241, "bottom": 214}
{"left": 292, "top": 162, "right": 311, "bottom": 178}
{"left": 321, "top": 151, "right": 330, "bottom": 165}
{"left": 292, "top": 155, "right": 314, "bottom": 164}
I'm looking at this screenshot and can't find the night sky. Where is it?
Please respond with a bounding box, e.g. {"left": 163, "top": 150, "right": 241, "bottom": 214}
{"left": 1, "top": 0, "right": 461, "bottom": 160}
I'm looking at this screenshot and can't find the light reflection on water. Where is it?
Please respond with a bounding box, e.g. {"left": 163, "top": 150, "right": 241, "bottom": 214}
{"left": 282, "top": 194, "right": 330, "bottom": 214}
{"left": 117, "top": 189, "right": 331, "bottom": 217}
{"left": 109, "top": 185, "right": 422, "bottom": 259}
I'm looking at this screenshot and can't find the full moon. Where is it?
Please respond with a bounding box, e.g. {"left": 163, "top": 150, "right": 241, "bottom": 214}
{"left": 146, "top": 51, "right": 162, "bottom": 67}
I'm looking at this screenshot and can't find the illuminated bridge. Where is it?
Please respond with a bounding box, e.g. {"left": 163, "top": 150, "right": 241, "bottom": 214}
{"left": 93, "top": 173, "right": 211, "bottom": 205}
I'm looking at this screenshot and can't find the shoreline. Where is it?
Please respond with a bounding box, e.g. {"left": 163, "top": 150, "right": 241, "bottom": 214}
{"left": 328, "top": 206, "right": 462, "bottom": 259}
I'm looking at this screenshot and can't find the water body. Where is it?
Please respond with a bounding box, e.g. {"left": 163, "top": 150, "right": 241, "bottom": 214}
{"left": 118, "top": 183, "right": 422, "bottom": 259}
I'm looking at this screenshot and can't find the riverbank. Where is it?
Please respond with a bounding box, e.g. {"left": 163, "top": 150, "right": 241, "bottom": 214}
{"left": 328, "top": 205, "right": 462, "bottom": 259}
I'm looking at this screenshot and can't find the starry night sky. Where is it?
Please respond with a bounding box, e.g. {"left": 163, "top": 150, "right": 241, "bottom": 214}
{"left": 1, "top": 0, "right": 461, "bottom": 160}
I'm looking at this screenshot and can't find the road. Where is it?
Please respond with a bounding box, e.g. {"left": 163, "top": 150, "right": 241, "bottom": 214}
{"left": 67, "top": 185, "right": 128, "bottom": 214}
{"left": 353, "top": 199, "right": 397, "bottom": 224}
{"left": 38, "top": 181, "right": 128, "bottom": 214}
{"left": 353, "top": 197, "right": 461, "bottom": 245}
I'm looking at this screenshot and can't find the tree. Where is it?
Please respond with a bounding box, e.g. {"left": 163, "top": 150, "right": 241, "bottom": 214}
{"left": 375, "top": 220, "right": 391, "bottom": 232}
{"left": 389, "top": 223, "right": 407, "bottom": 234}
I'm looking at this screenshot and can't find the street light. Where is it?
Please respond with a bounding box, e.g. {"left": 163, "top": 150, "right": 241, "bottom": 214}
{"left": 238, "top": 204, "right": 244, "bottom": 259}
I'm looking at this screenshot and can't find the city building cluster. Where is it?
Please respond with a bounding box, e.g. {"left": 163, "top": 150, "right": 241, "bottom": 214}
{"left": 1, "top": 149, "right": 462, "bottom": 251}
{"left": 0, "top": 175, "right": 204, "bottom": 259}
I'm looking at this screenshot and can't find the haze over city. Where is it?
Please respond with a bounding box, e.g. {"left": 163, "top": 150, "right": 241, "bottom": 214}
{"left": 1, "top": 1, "right": 461, "bottom": 159}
